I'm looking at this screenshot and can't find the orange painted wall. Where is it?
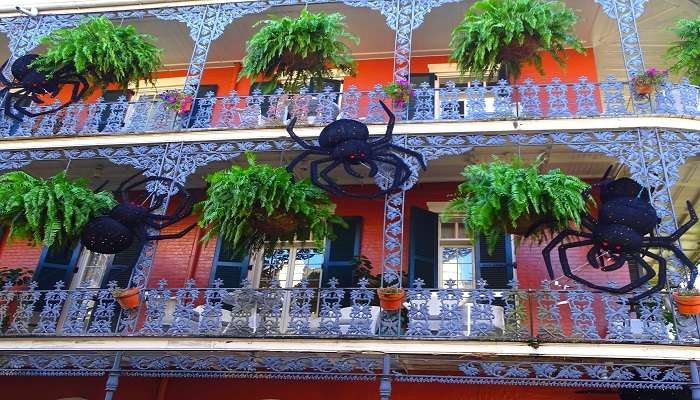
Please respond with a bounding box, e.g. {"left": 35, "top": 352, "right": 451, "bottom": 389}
{"left": 0, "top": 376, "right": 623, "bottom": 400}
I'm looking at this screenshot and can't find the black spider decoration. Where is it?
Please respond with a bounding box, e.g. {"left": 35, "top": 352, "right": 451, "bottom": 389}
{"left": 543, "top": 167, "right": 698, "bottom": 300}
{"left": 81, "top": 172, "right": 196, "bottom": 255}
{"left": 285, "top": 100, "right": 427, "bottom": 198}
{"left": 0, "top": 54, "right": 89, "bottom": 121}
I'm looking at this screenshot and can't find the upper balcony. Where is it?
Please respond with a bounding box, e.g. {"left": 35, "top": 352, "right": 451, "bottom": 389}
{"left": 0, "top": 0, "right": 697, "bottom": 140}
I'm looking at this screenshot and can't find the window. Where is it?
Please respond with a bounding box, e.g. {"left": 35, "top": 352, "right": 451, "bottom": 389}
{"left": 438, "top": 220, "right": 475, "bottom": 289}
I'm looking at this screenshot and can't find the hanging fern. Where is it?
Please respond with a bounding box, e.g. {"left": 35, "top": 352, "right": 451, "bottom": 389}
{"left": 449, "top": 0, "right": 584, "bottom": 80}
{"left": 240, "top": 8, "right": 358, "bottom": 93}
{"left": 667, "top": 17, "right": 700, "bottom": 85}
{"left": 196, "top": 152, "right": 346, "bottom": 255}
{"left": 446, "top": 155, "right": 592, "bottom": 253}
{"left": 31, "top": 17, "right": 162, "bottom": 91}
{"left": 0, "top": 171, "right": 116, "bottom": 249}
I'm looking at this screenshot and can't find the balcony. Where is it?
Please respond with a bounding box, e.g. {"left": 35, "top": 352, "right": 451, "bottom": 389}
{"left": 2, "top": 78, "right": 698, "bottom": 139}
{"left": 1, "top": 279, "right": 698, "bottom": 345}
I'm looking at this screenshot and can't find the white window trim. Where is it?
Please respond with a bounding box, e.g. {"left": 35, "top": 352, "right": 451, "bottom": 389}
{"left": 428, "top": 202, "right": 476, "bottom": 289}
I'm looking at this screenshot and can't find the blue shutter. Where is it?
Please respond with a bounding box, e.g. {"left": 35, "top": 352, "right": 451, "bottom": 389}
{"left": 211, "top": 238, "right": 250, "bottom": 288}
{"left": 187, "top": 84, "right": 219, "bottom": 128}
{"left": 100, "top": 240, "right": 144, "bottom": 289}
{"left": 33, "top": 245, "right": 81, "bottom": 290}
{"left": 476, "top": 234, "right": 514, "bottom": 289}
{"left": 408, "top": 207, "right": 438, "bottom": 288}
{"left": 322, "top": 217, "right": 362, "bottom": 288}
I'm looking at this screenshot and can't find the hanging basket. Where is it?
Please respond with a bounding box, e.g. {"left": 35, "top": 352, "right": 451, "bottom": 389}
{"left": 113, "top": 287, "right": 141, "bottom": 309}
{"left": 252, "top": 208, "right": 304, "bottom": 238}
{"left": 673, "top": 292, "right": 700, "bottom": 315}
{"left": 279, "top": 50, "right": 324, "bottom": 74}
{"left": 498, "top": 34, "right": 541, "bottom": 63}
{"left": 502, "top": 213, "right": 547, "bottom": 236}
{"left": 377, "top": 288, "right": 406, "bottom": 311}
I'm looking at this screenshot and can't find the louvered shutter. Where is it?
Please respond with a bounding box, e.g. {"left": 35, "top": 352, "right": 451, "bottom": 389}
{"left": 211, "top": 238, "right": 250, "bottom": 288}
{"left": 33, "top": 245, "right": 81, "bottom": 290}
{"left": 322, "top": 217, "right": 362, "bottom": 288}
{"left": 408, "top": 207, "right": 439, "bottom": 288}
{"left": 476, "top": 234, "right": 514, "bottom": 289}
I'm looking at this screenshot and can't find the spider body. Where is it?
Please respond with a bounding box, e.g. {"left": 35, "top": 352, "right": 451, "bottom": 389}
{"left": 543, "top": 169, "right": 698, "bottom": 300}
{"left": 0, "top": 54, "right": 89, "bottom": 120}
{"left": 81, "top": 173, "right": 196, "bottom": 254}
{"left": 286, "top": 101, "right": 427, "bottom": 198}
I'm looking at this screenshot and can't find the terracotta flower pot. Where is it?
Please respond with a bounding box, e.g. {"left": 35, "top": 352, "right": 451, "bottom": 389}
{"left": 673, "top": 292, "right": 700, "bottom": 315}
{"left": 114, "top": 287, "right": 141, "bottom": 309}
{"left": 634, "top": 81, "right": 653, "bottom": 95}
{"left": 377, "top": 288, "right": 406, "bottom": 311}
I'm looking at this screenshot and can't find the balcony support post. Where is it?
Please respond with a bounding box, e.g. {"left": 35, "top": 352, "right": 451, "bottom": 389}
{"left": 595, "top": 0, "right": 647, "bottom": 81}
{"left": 691, "top": 361, "right": 700, "bottom": 400}
{"left": 379, "top": 354, "right": 392, "bottom": 400}
{"left": 104, "top": 351, "right": 123, "bottom": 400}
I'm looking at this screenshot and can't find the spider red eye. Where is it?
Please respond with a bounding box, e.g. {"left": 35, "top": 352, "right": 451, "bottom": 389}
{"left": 615, "top": 245, "right": 621, "bottom": 250}
{"left": 602, "top": 241, "right": 609, "bottom": 247}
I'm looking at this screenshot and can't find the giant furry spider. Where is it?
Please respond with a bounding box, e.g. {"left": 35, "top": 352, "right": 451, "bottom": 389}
{"left": 81, "top": 172, "right": 196, "bottom": 254}
{"left": 285, "top": 100, "right": 427, "bottom": 198}
{"left": 0, "top": 54, "right": 88, "bottom": 121}
{"left": 542, "top": 168, "right": 698, "bottom": 300}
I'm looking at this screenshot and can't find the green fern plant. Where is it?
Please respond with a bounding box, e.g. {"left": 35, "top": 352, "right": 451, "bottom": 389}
{"left": 31, "top": 17, "right": 162, "bottom": 92}
{"left": 446, "top": 155, "right": 592, "bottom": 253}
{"left": 240, "top": 8, "right": 358, "bottom": 93}
{"left": 667, "top": 17, "right": 700, "bottom": 85}
{"left": 0, "top": 171, "right": 116, "bottom": 249}
{"left": 449, "top": 0, "right": 584, "bottom": 80}
{"left": 196, "top": 152, "right": 346, "bottom": 255}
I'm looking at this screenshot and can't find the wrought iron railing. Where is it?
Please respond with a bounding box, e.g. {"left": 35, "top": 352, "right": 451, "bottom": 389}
{"left": 1, "top": 278, "right": 699, "bottom": 344}
{"left": 3, "top": 77, "right": 699, "bottom": 138}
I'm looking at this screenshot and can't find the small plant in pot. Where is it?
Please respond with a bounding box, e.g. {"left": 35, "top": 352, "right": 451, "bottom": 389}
{"left": 382, "top": 80, "right": 414, "bottom": 111}
{"left": 196, "top": 152, "right": 346, "bottom": 255}
{"left": 240, "top": 8, "right": 358, "bottom": 94}
{"left": 0, "top": 171, "right": 117, "bottom": 249}
{"left": 667, "top": 16, "right": 700, "bottom": 85}
{"left": 630, "top": 67, "right": 668, "bottom": 96}
{"left": 673, "top": 287, "right": 700, "bottom": 315}
{"left": 111, "top": 287, "right": 141, "bottom": 309}
{"left": 446, "top": 154, "right": 592, "bottom": 253}
{"left": 353, "top": 256, "right": 408, "bottom": 311}
{"left": 30, "top": 16, "right": 162, "bottom": 94}
{"left": 449, "top": 0, "right": 584, "bottom": 81}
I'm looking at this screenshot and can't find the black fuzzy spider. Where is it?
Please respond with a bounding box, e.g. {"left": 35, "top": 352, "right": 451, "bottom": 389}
{"left": 81, "top": 172, "right": 196, "bottom": 255}
{"left": 543, "top": 168, "right": 698, "bottom": 300}
{"left": 285, "top": 100, "right": 427, "bottom": 198}
{"left": 0, "top": 54, "right": 89, "bottom": 121}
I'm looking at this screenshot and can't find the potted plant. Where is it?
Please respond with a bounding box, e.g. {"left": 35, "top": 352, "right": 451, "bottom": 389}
{"left": 449, "top": 0, "right": 584, "bottom": 80}
{"left": 0, "top": 171, "right": 116, "bottom": 249}
{"left": 382, "top": 80, "right": 414, "bottom": 113}
{"left": 667, "top": 16, "right": 700, "bottom": 85}
{"left": 240, "top": 8, "right": 358, "bottom": 94}
{"left": 196, "top": 152, "right": 346, "bottom": 255}
{"left": 30, "top": 16, "right": 162, "bottom": 94}
{"left": 673, "top": 288, "right": 700, "bottom": 315}
{"left": 353, "top": 256, "right": 407, "bottom": 311}
{"left": 446, "top": 155, "right": 591, "bottom": 253}
{"left": 630, "top": 67, "right": 668, "bottom": 96}
{"left": 111, "top": 287, "right": 141, "bottom": 309}
{"left": 159, "top": 90, "right": 193, "bottom": 115}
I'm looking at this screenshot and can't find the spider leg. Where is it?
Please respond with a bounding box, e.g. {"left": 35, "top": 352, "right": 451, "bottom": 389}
{"left": 117, "top": 169, "right": 148, "bottom": 200}
{"left": 659, "top": 201, "right": 698, "bottom": 242}
{"left": 0, "top": 60, "right": 13, "bottom": 87}
{"left": 286, "top": 117, "right": 324, "bottom": 151}
{"left": 286, "top": 149, "right": 328, "bottom": 175}
{"left": 599, "top": 254, "right": 629, "bottom": 272}
{"left": 317, "top": 158, "right": 347, "bottom": 196}
{"left": 542, "top": 229, "right": 591, "bottom": 280}
{"left": 374, "top": 153, "right": 412, "bottom": 191}
{"left": 629, "top": 250, "right": 667, "bottom": 301}
{"left": 586, "top": 244, "right": 604, "bottom": 269}
{"left": 307, "top": 157, "right": 340, "bottom": 195}
{"left": 646, "top": 241, "right": 698, "bottom": 290}
{"left": 2, "top": 91, "right": 22, "bottom": 121}
{"left": 369, "top": 100, "right": 395, "bottom": 146}
{"left": 342, "top": 161, "right": 364, "bottom": 178}
{"left": 383, "top": 144, "right": 427, "bottom": 170}
{"left": 146, "top": 222, "right": 197, "bottom": 239}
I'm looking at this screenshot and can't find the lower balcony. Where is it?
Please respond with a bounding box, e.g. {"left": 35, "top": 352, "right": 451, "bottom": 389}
{"left": 1, "top": 281, "right": 698, "bottom": 345}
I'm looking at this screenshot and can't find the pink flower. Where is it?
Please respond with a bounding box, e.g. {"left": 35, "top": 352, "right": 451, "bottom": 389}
{"left": 647, "top": 68, "right": 657, "bottom": 76}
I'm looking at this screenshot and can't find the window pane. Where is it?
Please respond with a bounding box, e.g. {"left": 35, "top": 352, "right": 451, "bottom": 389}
{"left": 260, "top": 249, "right": 290, "bottom": 288}
{"left": 440, "top": 222, "right": 456, "bottom": 239}
{"left": 292, "top": 248, "right": 323, "bottom": 289}
{"left": 440, "top": 247, "right": 474, "bottom": 289}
